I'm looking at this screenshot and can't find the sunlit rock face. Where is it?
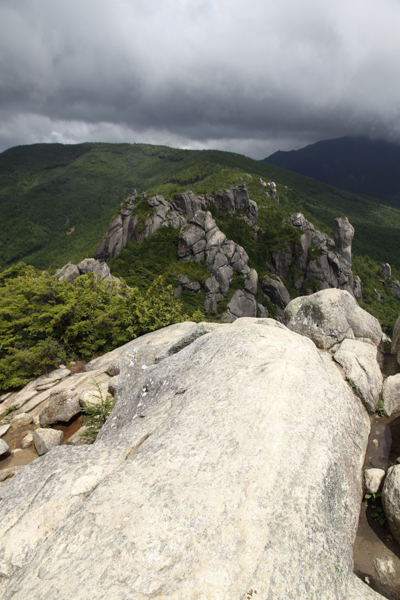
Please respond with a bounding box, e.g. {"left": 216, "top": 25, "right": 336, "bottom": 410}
{"left": 0, "top": 317, "right": 382, "bottom": 599}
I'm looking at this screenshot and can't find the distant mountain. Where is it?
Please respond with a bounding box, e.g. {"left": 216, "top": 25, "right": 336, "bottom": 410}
{"left": 263, "top": 136, "right": 400, "bottom": 208}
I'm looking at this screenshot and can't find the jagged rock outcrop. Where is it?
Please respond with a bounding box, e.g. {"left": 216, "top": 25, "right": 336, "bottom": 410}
{"left": 383, "top": 263, "right": 392, "bottom": 278}
{"left": 54, "top": 258, "right": 121, "bottom": 285}
{"left": 274, "top": 213, "right": 358, "bottom": 298}
{"left": 214, "top": 184, "right": 258, "bottom": 225}
{"left": 177, "top": 208, "right": 255, "bottom": 316}
{"left": 93, "top": 189, "right": 139, "bottom": 261}
{"left": 0, "top": 317, "right": 382, "bottom": 599}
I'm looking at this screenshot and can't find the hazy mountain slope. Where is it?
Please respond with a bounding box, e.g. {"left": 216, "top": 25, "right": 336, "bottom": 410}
{"left": 263, "top": 136, "right": 400, "bottom": 208}
{"left": 1, "top": 142, "right": 400, "bottom": 271}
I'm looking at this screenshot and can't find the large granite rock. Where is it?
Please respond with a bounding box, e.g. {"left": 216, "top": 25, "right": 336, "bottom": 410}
{"left": 285, "top": 289, "right": 382, "bottom": 350}
{"left": 0, "top": 319, "right": 380, "bottom": 599}
{"left": 261, "top": 275, "right": 291, "bottom": 309}
{"left": 383, "top": 374, "right": 400, "bottom": 417}
{"left": 333, "top": 339, "right": 383, "bottom": 412}
{"left": 39, "top": 390, "right": 81, "bottom": 425}
{"left": 383, "top": 465, "right": 400, "bottom": 545}
{"left": 391, "top": 315, "right": 400, "bottom": 355}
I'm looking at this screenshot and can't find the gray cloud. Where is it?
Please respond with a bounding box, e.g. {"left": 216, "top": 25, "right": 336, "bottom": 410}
{"left": 1, "top": 0, "right": 400, "bottom": 157}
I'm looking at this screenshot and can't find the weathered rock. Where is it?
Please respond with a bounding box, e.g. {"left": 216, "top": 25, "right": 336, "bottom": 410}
{"left": 54, "top": 262, "right": 80, "bottom": 283}
{"left": 334, "top": 217, "right": 354, "bottom": 278}
{"left": 21, "top": 432, "right": 33, "bottom": 449}
{"left": 224, "top": 290, "right": 257, "bottom": 320}
{"left": 383, "top": 374, "right": 400, "bottom": 417}
{"left": 285, "top": 289, "right": 382, "bottom": 350}
{"left": 0, "top": 319, "right": 380, "bottom": 600}
{"left": 383, "top": 465, "right": 400, "bottom": 545}
{"left": 244, "top": 268, "right": 258, "bottom": 295}
{"left": 183, "top": 281, "right": 201, "bottom": 292}
{"left": 354, "top": 276, "right": 363, "bottom": 300}
{"left": 333, "top": 339, "right": 383, "bottom": 412}
{"left": 261, "top": 275, "right": 291, "bottom": 309}
{"left": 391, "top": 315, "right": 400, "bottom": 355}
{"left": 382, "top": 263, "right": 392, "bottom": 278}
{"left": 0, "top": 439, "right": 9, "bottom": 456}
{"left": 365, "top": 468, "right": 386, "bottom": 494}
{"left": 272, "top": 243, "right": 292, "bottom": 279}
{"left": 39, "top": 390, "right": 81, "bottom": 425}
{"left": 77, "top": 258, "right": 110, "bottom": 279}
{"left": 105, "top": 362, "right": 120, "bottom": 378}
{"left": 107, "top": 376, "right": 119, "bottom": 397}
{"left": 32, "top": 428, "right": 64, "bottom": 456}
{"left": 10, "top": 413, "right": 33, "bottom": 429}
{"left": 392, "top": 280, "right": 400, "bottom": 300}
{"left": 65, "top": 427, "right": 90, "bottom": 446}
{"left": 257, "top": 303, "right": 269, "bottom": 318}
{"left": 0, "top": 424, "right": 10, "bottom": 437}
{"left": 204, "top": 276, "right": 220, "bottom": 294}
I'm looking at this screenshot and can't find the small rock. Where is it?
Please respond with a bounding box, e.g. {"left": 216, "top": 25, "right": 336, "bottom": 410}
{"left": 372, "top": 439, "right": 380, "bottom": 448}
{"left": 0, "top": 424, "right": 10, "bottom": 437}
{"left": 383, "top": 374, "right": 400, "bottom": 417}
{"left": 10, "top": 413, "right": 33, "bottom": 428}
{"left": 365, "top": 468, "right": 385, "bottom": 493}
{"left": 39, "top": 391, "right": 81, "bottom": 425}
{"left": 32, "top": 429, "right": 64, "bottom": 456}
{"left": 106, "top": 362, "right": 120, "bottom": 377}
{"left": 108, "top": 376, "right": 119, "bottom": 397}
{"left": 0, "top": 439, "right": 10, "bottom": 456}
{"left": 21, "top": 432, "right": 33, "bottom": 449}
{"left": 66, "top": 427, "right": 90, "bottom": 446}
{"left": 373, "top": 557, "right": 396, "bottom": 580}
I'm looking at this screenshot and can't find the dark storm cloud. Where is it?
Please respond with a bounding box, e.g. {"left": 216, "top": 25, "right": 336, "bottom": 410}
{"left": 1, "top": 0, "right": 400, "bottom": 157}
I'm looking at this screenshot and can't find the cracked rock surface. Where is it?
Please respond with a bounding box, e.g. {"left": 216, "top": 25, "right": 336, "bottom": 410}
{"left": 0, "top": 318, "right": 382, "bottom": 599}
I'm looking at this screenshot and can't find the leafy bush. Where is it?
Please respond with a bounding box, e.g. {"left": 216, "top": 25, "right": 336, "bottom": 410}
{"left": 0, "top": 263, "right": 187, "bottom": 390}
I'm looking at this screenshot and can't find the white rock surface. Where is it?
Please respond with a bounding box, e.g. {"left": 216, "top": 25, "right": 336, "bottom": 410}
{"left": 32, "top": 428, "right": 63, "bottom": 456}
{"left": 21, "top": 432, "right": 33, "bottom": 449}
{"left": 383, "top": 465, "right": 400, "bottom": 545}
{"left": 364, "top": 468, "right": 386, "bottom": 494}
{"left": 285, "top": 288, "right": 382, "bottom": 350}
{"left": 0, "top": 424, "right": 10, "bottom": 437}
{"left": 383, "top": 374, "right": 400, "bottom": 417}
{"left": 333, "top": 339, "right": 383, "bottom": 412}
{"left": 0, "top": 319, "right": 381, "bottom": 599}
{"left": 10, "top": 413, "right": 33, "bottom": 428}
{"left": 0, "top": 439, "right": 9, "bottom": 456}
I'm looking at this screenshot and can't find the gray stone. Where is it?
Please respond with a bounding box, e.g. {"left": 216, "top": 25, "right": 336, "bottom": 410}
{"left": 383, "top": 465, "right": 400, "bottom": 545}
{"left": 204, "top": 276, "right": 220, "bottom": 294}
{"left": 0, "top": 319, "right": 379, "bottom": 599}
{"left": 21, "top": 432, "right": 33, "bottom": 449}
{"left": 392, "top": 315, "right": 400, "bottom": 355}
{"left": 392, "top": 280, "right": 400, "bottom": 300}
{"left": 0, "top": 424, "right": 10, "bottom": 437}
{"left": 108, "top": 376, "right": 119, "bottom": 397}
{"left": 244, "top": 268, "right": 258, "bottom": 295}
{"left": 65, "top": 427, "right": 90, "bottom": 446}
{"left": 382, "top": 263, "right": 392, "bottom": 278}
{"left": 77, "top": 258, "right": 111, "bottom": 279}
{"left": 105, "top": 362, "right": 120, "bottom": 377}
{"left": 32, "top": 428, "right": 64, "bottom": 456}
{"left": 272, "top": 243, "right": 292, "bottom": 279}
{"left": 364, "top": 468, "right": 385, "bottom": 494}
{"left": 334, "top": 217, "right": 354, "bottom": 278}
{"left": 333, "top": 339, "right": 383, "bottom": 412}
{"left": 285, "top": 289, "right": 382, "bottom": 350}
{"left": 10, "top": 413, "right": 33, "bottom": 428}
{"left": 0, "top": 439, "right": 9, "bottom": 456}
{"left": 215, "top": 265, "right": 233, "bottom": 294}
{"left": 383, "top": 374, "right": 400, "bottom": 417}
{"left": 39, "top": 391, "right": 81, "bottom": 425}
{"left": 261, "top": 275, "right": 291, "bottom": 309}
{"left": 183, "top": 281, "right": 201, "bottom": 292}
{"left": 257, "top": 303, "right": 269, "bottom": 318}
{"left": 54, "top": 263, "right": 80, "bottom": 284}
{"left": 306, "top": 255, "right": 338, "bottom": 288}
{"left": 226, "top": 290, "right": 257, "bottom": 319}
{"left": 354, "top": 276, "right": 363, "bottom": 300}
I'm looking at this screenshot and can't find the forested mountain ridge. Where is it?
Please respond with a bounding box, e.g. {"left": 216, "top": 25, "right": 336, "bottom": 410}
{"left": 1, "top": 141, "right": 400, "bottom": 270}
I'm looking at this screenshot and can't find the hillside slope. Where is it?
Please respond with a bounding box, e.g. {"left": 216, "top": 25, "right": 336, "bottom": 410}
{"left": 1, "top": 142, "right": 400, "bottom": 271}
{"left": 264, "top": 136, "right": 400, "bottom": 208}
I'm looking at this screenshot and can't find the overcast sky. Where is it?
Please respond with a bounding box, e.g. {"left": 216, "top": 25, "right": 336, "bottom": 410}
{"left": 1, "top": 0, "right": 400, "bottom": 159}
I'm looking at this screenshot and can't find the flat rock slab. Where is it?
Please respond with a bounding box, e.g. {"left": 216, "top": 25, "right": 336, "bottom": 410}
{"left": 0, "top": 319, "right": 382, "bottom": 599}
{"left": 0, "top": 425, "right": 10, "bottom": 438}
